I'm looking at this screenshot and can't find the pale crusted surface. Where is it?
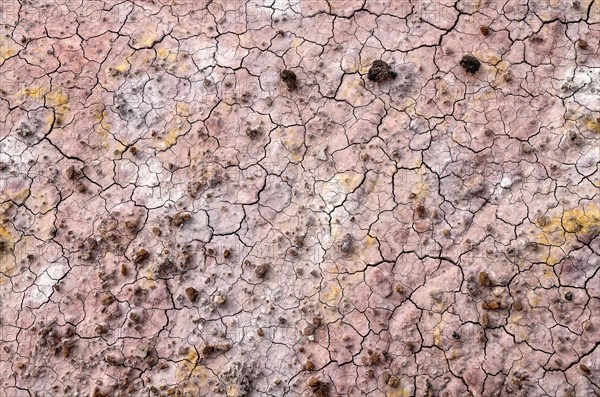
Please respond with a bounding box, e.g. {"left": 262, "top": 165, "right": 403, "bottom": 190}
{"left": 0, "top": 1, "right": 599, "bottom": 396}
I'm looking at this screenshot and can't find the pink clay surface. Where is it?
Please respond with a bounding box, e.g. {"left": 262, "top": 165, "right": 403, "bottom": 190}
{"left": 0, "top": 1, "right": 599, "bottom": 396}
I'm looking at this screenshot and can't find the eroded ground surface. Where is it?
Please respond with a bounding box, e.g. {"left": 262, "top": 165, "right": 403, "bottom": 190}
{"left": 1, "top": 0, "right": 599, "bottom": 396}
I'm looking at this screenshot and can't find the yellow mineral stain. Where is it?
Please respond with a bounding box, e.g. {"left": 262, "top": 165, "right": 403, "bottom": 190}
{"left": 291, "top": 37, "right": 303, "bottom": 49}
{"left": 529, "top": 296, "right": 540, "bottom": 307}
{"left": 433, "top": 325, "right": 441, "bottom": 346}
{"left": 322, "top": 283, "right": 341, "bottom": 303}
{"left": 365, "top": 235, "right": 377, "bottom": 248}
{"left": 493, "top": 61, "right": 510, "bottom": 85}
{"left": 163, "top": 127, "right": 180, "bottom": 148}
{"left": 386, "top": 388, "right": 411, "bottom": 397}
{"left": 338, "top": 75, "right": 366, "bottom": 105}
{"left": 141, "top": 270, "right": 156, "bottom": 289}
{"left": 562, "top": 203, "right": 599, "bottom": 233}
{"left": 7, "top": 188, "right": 30, "bottom": 204}
{"left": 483, "top": 52, "right": 500, "bottom": 65}
{"left": 21, "top": 84, "right": 49, "bottom": 101}
{"left": 176, "top": 348, "right": 218, "bottom": 394}
{"left": 46, "top": 90, "right": 70, "bottom": 127}
{"left": 0, "top": 219, "right": 15, "bottom": 285}
{"left": 98, "top": 111, "right": 112, "bottom": 136}
{"left": 535, "top": 203, "right": 600, "bottom": 258}
{"left": 176, "top": 102, "right": 190, "bottom": 117}
{"left": 584, "top": 117, "right": 600, "bottom": 134}
{"left": 156, "top": 48, "right": 170, "bottom": 59}
{"left": 412, "top": 167, "right": 430, "bottom": 199}
{"left": 140, "top": 33, "right": 158, "bottom": 47}
{"left": 338, "top": 172, "right": 362, "bottom": 192}
{"left": 46, "top": 90, "right": 69, "bottom": 107}
{"left": 0, "top": 46, "right": 13, "bottom": 61}
{"left": 114, "top": 60, "right": 130, "bottom": 72}
{"left": 470, "top": 0, "right": 482, "bottom": 12}
{"left": 281, "top": 128, "right": 303, "bottom": 151}
{"left": 289, "top": 149, "right": 303, "bottom": 163}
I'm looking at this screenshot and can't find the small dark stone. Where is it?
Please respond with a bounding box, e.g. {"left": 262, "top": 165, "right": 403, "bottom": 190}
{"left": 246, "top": 127, "right": 262, "bottom": 139}
{"left": 185, "top": 287, "right": 198, "bottom": 303}
{"left": 65, "top": 165, "right": 79, "bottom": 180}
{"left": 565, "top": 291, "right": 573, "bottom": 301}
{"left": 460, "top": 55, "right": 481, "bottom": 74}
{"left": 452, "top": 331, "right": 461, "bottom": 340}
{"left": 340, "top": 234, "right": 353, "bottom": 253}
{"left": 367, "top": 60, "right": 397, "bottom": 82}
{"left": 133, "top": 248, "right": 149, "bottom": 264}
{"left": 280, "top": 69, "right": 297, "bottom": 91}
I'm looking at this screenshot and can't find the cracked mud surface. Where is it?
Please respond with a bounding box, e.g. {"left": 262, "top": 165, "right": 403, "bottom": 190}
{"left": 0, "top": 1, "right": 599, "bottom": 396}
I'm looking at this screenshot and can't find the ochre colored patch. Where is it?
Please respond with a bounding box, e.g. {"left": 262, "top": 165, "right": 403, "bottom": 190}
{"left": 584, "top": 117, "right": 600, "bottom": 134}
{"left": 535, "top": 202, "right": 599, "bottom": 264}
{"left": 322, "top": 283, "right": 341, "bottom": 303}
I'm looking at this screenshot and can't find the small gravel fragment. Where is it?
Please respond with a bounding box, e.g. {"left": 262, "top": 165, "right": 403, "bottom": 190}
{"left": 280, "top": 69, "right": 297, "bottom": 91}
{"left": 460, "top": 55, "right": 481, "bottom": 74}
{"left": 367, "top": 60, "right": 397, "bottom": 82}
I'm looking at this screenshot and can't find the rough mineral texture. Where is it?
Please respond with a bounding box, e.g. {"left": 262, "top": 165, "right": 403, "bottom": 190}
{"left": 0, "top": 1, "right": 599, "bottom": 397}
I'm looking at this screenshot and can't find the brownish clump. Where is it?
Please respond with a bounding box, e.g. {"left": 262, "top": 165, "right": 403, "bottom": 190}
{"left": 512, "top": 300, "right": 523, "bottom": 311}
{"left": 481, "top": 313, "right": 490, "bottom": 328}
{"left": 133, "top": 248, "right": 149, "bottom": 264}
{"left": 578, "top": 39, "right": 588, "bottom": 49}
{"left": 257, "top": 328, "right": 265, "bottom": 337}
{"left": 395, "top": 284, "right": 404, "bottom": 294}
{"left": 185, "top": 287, "right": 198, "bottom": 303}
{"left": 478, "top": 271, "right": 492, "bottom": 287}
{"left": 99, "top": 293, "right": 115, "bottom": 306}
{"left": 255, "top": 263, "right": 269, "bottom": 278}
{"left": 120, "top": 264, "right": 127, "bottom": 276}
{"left": 307, "top": 377, "right": 329, "bottom": 397}
{"left": 223, "top": 249, "right": 231, "bottom": 259}
{"left": 367, "top": 60, "right": 397, "bottom": 82}
{"left": 200, "top": 344, "right": 214, "bottom": 356}
{"left": 482, "top": 299, "right": 503, "bottom": 310}
{"left": 170, "top": 212, "right": 191, "bottom": 227}
{"left": 65, "top": 165, "right": 80, "bottom": 180}
{"left": 92, "top": 387, "right": 109, "bottom": 397}
{"left": 129, "top": 311, "right": 144, "bottom": 323}
{"left": 304, "top": 360, "right": 315, "bottom": 371}
{"left": 580, "top": 364, "right": 591, "bottom": 373}
{"left": 95, "top": 323, "right": 109, "bottom": 335}
{"left": 280, "top": 69, "right": 297, "bottom": 91}
{"left": 62, "top": 345, "right": 72, "bottom": 358}
{"left": 124, "top": 219, "right": 138, "bottom": 232}
{"left": 480, "top": 26, "right": 490, "bottom": 36}
{"left": 416, "top": 204, "right": 428, "bottom": 219}
{"left": 387, "top": 376, "right": 401, "bottom": 388}
{"left": 368, "top": 351, "right": 380, "bottom": 365}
